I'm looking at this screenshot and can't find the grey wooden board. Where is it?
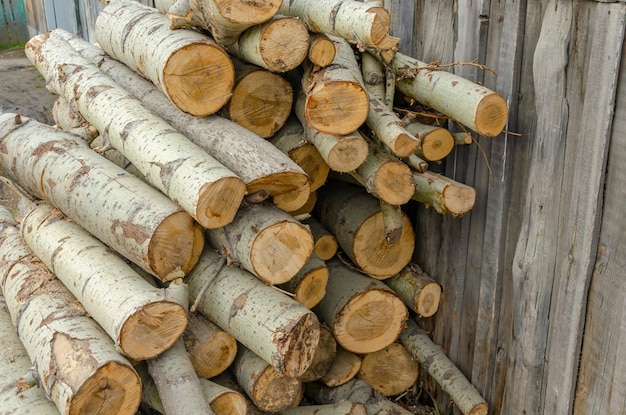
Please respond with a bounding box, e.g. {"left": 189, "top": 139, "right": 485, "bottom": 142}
{"left": 384, "top": 0, "right": 414, "bottom": 54}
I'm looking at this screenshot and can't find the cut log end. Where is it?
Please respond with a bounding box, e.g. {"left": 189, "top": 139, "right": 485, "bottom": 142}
{"left": 246, "top": 171, "right": 309, "bottom": 198}
{"left": 357, "top": 343, "right": 419, "bottom": 397}
{"left": 290, "top": 144, "right": 330, "bottom": 192}
{"left": 391, "top": 132, "right": 420, "bottom": 158}
{"left": 215, "top": 0, "right": 281, "bottom": 25}
{"left": 70, "top": 361, "right": 141, "bottom": 415}
{"left": 288, "top": 190, "right": 318, "bottom": 216}
{"left": 293, "top": 265, "right": 329, "bottom": 309}
{"left": 306, "top": 83, "right": 369, "bottom": 135}
{"left": 120, "top": 301, "right": 188, "bottom": 360}
{"left": 416, "top": 282, "right": 442, "bottom": 317}
{"left": 309, "top": 35, "right": 337, "bottom": 67}
{"left": 443, "top": 182, "right": 477, "bottom": 217}
{"left": 334, "top": 289, "right": 408, "bottom": 354}
{"left": 366, "top": 7, "right": 391, "bottom": 46}
{"left": 320, "top": 347, "right": 362, "bottom": 387}
{"left": 273, "top": 183, "right": 312, "bottom": 213}
{"left": 372, "top": 161, "right": 415, "bottom": 205}
{"left": 188, "top": 330, "right": 238, "bottom": 379}
{"left": 251, "top": 219, "right": 314, "bottom": 284}
{"left": 301, "top": 326, "right": 336, "bottom": 382}
{"left": 278, "top": 311, "right": 321, "bottom": 378}
{"left": 313, "top": 234, "right": 338, "bottom": 261}
{"left": 197, "top": 176, "right": 246, "bottom": 228}
{"left": 326, "top": 134, "right": 369, "bottom": 173}
{"left": 474, "top": 92, "right": 508, "bottom": 137}
{"left": 210, "top": 390, "right": 248, "bottom": 415}
{"left": 149, "top": 211, "right": 205, "bottom": 281}
{"left": 252, "top": 367, "right": 303, "bottom": 412}
{"left": 420, "top": 128, "right": 455, "bottom": 161}
{"left": 163, "top": 42, "right": 234, "bottom": 116}
{"left": 260, "top": 17, "right": 310, "bottom": 72}
{"left": 470, "top": 403, "right": 490, "bottom": 415}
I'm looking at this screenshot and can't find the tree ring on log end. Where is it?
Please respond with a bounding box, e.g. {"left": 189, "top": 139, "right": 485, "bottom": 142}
{"left": 474, "top": 92, "right": 508, "bottom": 137}
{"left": 197, "top": 176, "right": 246, "bottom": 229}
{"left": 371, "top": 160, "right": 415, "bottom": 205}
{"left": 252, "top": 367, "right": 302, "bottom": 412}
{"left": 293, "top": 265, "right": 329, "bottom": 309}
{"left": 326, "top": 134, "right": 369, "bottom": 173}
{"left": 215, "top": 0, "right": 280, "bottom": 25}
{"left": 305, "top": 82, "right": 369, "bottom": 136}
{"left": 259, "top": 17, "right": 310, "bottom": 72}
{"left": 421, "top": 128, "right": 455, "bottom": 161}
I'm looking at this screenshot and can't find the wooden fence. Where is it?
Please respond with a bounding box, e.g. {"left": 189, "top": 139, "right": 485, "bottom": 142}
{"left": 19, "top": 0, "right": 626, "bottom": 414}
{"left": 0, "top": 0, "right": 28, "bottom": 47}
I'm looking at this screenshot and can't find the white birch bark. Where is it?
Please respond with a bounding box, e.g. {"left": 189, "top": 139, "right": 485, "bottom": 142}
{"left": 51, "top": 96, "right": 98, "bottom": 143}
{"left": 184, "top": 312, "right": 237, "bottom": 379}
{"left": 278, "top": 252, "right": 329, "bottom": 309}
{"left": 412, "top": 170, "right": 476, "bottom": 216}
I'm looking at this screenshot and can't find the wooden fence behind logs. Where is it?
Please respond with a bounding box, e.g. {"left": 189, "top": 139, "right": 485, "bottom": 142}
{"left": 20, "top": 0, "right": 626, "bottom": 414}
{"left": 0, "top": 0, "right": 28, "bottom": 47}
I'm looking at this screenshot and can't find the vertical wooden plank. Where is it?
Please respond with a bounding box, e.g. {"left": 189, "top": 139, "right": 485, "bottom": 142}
{"left": 23, "top": 0, "right": 47, "bottom": 37}
{"left": 413, "top": 0, "right": 455, "bottom": 63}
{"left": 0, "top": 0, "right": 10, "bottom": 45}
{"left": 11, "top": 0, "right": 29, "bottom": 42}
{"left": 384, "top": 0, "right": 414, "bottom": 54}
{"left": 544, "top": 3, "right": 626, "bottom": 414}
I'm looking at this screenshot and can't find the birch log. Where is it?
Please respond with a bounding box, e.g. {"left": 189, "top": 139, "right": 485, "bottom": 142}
{"left": 55, "top": 29, "right": 308, "bottom": 200}
{"left": 315, "top": 181, "right": 415, "bottom": 279}
{"left": 96, "top": 1, "right": 234, "bottom": 116}
{"left": 0, "top": 292, "right": 60, "bottom": 415}
{"left": 288, "top": 190, "right": 318, "bottom": 216}
{"left": 405, "top": 121, "right": 455, "bottom": 161}
{"left": 0, "top": 113, "right": 203, "bottom": 280}
{"left": 228, "top": 16, "right": 309, "bottom": 73}
{"left": 315, "top": 259, "right": 408, "bottom": 354}
{"left": 278, "top": 253, "right": 329, "bottom": 309}
{"left": 0, "top": 207, "right": 141, "bottom": 415}
{"left": 51, "top": 96, "right": 98, "bottom": 143}
{"left": 393, "top": 52, "right": 508, "bottom": 137}
{"left": 281, "top": 402, "right": 367, "bottom": 415}
{"left": 187, "top": 247, "right": 320, "bottom": 378}
{"left": 26, "top": 32, "right": 246, "bottom": 230}
{"left": 385, "top": 263, "right": 442, "bottom": 318}
{"left": 319, "top": 346, "right": 362, "bottom": 387}
{"left": 302, "top": 216, "right": 338, "bottom": 261}
{"left": 273, "top": 182, "right": 312, "bottom": 213}
{"left": 399, "top": 319, "right": 488, "bottom": 415}
{"left": 206, "top": 202, "right": 314, "bottom": 285}
{"left": 357, "top": 342, "right": 419, "bottom": 397}
{"left": 184, "top": 313, "right": 237, "bottom": 378}
{"left": 155, "top": 0, "right": 280, "bottom": 46}
{"left": 308, "top": 34, "right": 336, "bottom": 67}
{"left": 300, "top": 325, "right": 337, "bottom": 382}
{"left": 365, "top": 93, "right": 420, "bottom": 158}
{"left": 412, "top": 170, "right": 476, "bottom": 216}
{"left": 21, "top": 203, "right": 188, "bottom": 361}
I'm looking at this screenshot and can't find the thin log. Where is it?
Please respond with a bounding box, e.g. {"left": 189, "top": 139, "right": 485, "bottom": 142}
{"left": 302, "top": 216, "right": 338, "bottom": 261}
{"left": 0, "top": 113, "right": 204, "bottom": 280}
{"left": 288, "top": 190, "right": 318, "bottom": 216}
{"left": 412, "top": 170, "right": 476, "bottom": 216}
{"left": 26, "top": 32, "right": 246, "bottom": 230}
{"left": 279, "top": 252, "right": 329, "bottom": 309}
{"left": 21, "top": 203, "right": 189, "bottom": 361}
{"left": 319, "top": 346, "right": 362, "bottom": 387}
{"left": 405, "top": 121, "right": 455, "bottom": 161}
{"left": 380, "top": 201, "right": 403, "bottom": 244}
{"left": 404, "top": 154, "right": 429, "bottom": 173}
{"left": 228, "top": 16, "right": 310, "bottom": 73}
{"left": 273, "top": 183, "right": 312, "bottom": 213}
{"left": 55, "top": 30, "right": 308, "bottom": 200}
{"left": 232, "top": 346, "right": 303, "bottom": 412}
{"left": 393, "top": 52, "right": 508, "bottom": 137}
{"left": 51, "top": 96, "right": 98, "bottom": 143}
{"left": 308, "top": 34, "right": 336, "bottom": 67}
{"left": 0, "top": 207, "right": 141, "bottom": 415}
{"left": 187, "top": 247, "right": 320, "bottom": 378}
{"left": 184, "top": 313, "right": 237, "bottom": 379}
{"left": 454, "top": 131, "right": 474, "bottom": 145}
{"left": 155, "top": 0, "right": 280, "bottom": 46}
{"left": 302, "top": 36, "right": 369, "bottom": 135}
{"left": 399, "top": 319, "right": 488, "bottom": 415}
{"left": 385, "top": 263, "right": 442, "bottom": 318}
{"left": 357, "top": 342, "right": 419, "bottom": 397}
{"left": 315, "top": 181, "right": 415, "bottom": 279}
{"left": 97, "top": 0, "right": 234, "bottom": 116}
{"left": 315, "top": 259, "right": 408, "bottom": 354}
{"left": 300, "top": 325, "right": 337, "bottom": 382}
{"left": 210, "top": 372, "right": 273, "bottom": 415}
{"left": 280, "top": 401, "right": 367, "bottom": 415}
{"left": 222, "top": 60, "right": 293, "bottom": 138}
{"left": 206, "top": 202, "right": 314, "bottom": 284}
{"left": 361, "top": 52, "right": 385, "bottom": 85}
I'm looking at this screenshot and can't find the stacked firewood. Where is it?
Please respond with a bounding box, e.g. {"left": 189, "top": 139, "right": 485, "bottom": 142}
{"left": 0, "top": 0, "right": 507, "bottom": 414}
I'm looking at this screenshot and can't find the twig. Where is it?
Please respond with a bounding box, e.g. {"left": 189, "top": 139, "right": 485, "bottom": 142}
{"left": 190, "top": 255, "right": 226, "bottom": 313}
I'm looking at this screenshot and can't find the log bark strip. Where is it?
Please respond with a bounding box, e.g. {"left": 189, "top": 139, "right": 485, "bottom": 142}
{"left": 300, "top": 325, "right": 337, "bottom": 382}
{"left": 21, "top": 203, "right": 188, "bottom": 361}
{"left": 278, "top": 253, "right": 329, "bottom": 309}
{"left": 357, "top": 342, "right": 419, "bottom": 397}
{"left": 52, "top": 96, "right": 98, "bottom": 143}
{"left": 187, "top": 247, "right": 320, "bottom": 378}
{"left": 26, "top": 32, "right": 246, "bottom": 229}
{"left": 0, "top": 207, "right": 141, "bottom": 415}
{"left": 97, "top": 0, "right": 234, "bottom": 116}
{"left": 0, "top": 113, "right": 204, "bottom": 281}
{"left": 385, "top": 263, "right": 442, "bottom": 318}
{"left": 184, "top": 313, "right": 237, "bottom": 378}
{"left": 412, "top": 170, "right": 476, "bottom": 216}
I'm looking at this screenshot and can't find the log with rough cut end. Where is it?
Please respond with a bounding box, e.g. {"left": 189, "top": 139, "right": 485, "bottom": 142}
{"left": 302, "top": 216, "right": 338, "bottom": 261}
{"left": 319, "top": 346, "right": 361, "bottom": 387}
{"left": 188, "top": 248, "right": 320, "bottom": 378}
{"left": 288, "top": 190, "right": 318, "bottom": 216}
{"left": 21, "top": 203, "right": 188, "bottom": 360}
{"left": 228, "top": 16, "right": 309, "bottom": 73}
{"left": 357, "top": 342, "right": 419, "bottom": 396}
{"left": 55, "top": 30, "right": 308, "bottom": 201}
{"left": 302, "top": 36, "right": 369, "bottom": 135}
{"left": 385, "top": 263, "right": 442, "bottom": 317}
{"left": 393, "top": 52, "right": 508, "bottom": 137}
{"left": 279, "top": 253, "right": 328, "bottom": 309}
{"left": 413, "top": 170, "right": 476, "bottom": 216}
{"left": 315, "top": 259, "right": 408, "bottom": 354}
{"left": 233, "top": 346, "right": 303, "bottom": 412}
{"left": 315, "top": 181, "right": 415, "bottom": 278}
{"left": 0, "top": 113, "right": 203, "bottom": 280}
{"left": 206, "top": 202, "right": 314, "bottom": 284}
{"left": 52, "top": 96, "right": 98, "bottom": 143}
{"left": 0, "top": 208, "right": 141, "bottom": 415}
{"left": 308, "top": 34, "right": 336, "bottom": 67}
{"left": 405, "top": 121, "right": 455, "bottom": 161}
{"left": 184, "top": 313, "right": 237, "bottom": 378}
{"left": 96, "top": 1, "right": 234, "bottom": 116}
{"left": 400, "top": 319, "right": 488, "bottom": 415}
{"left": 223, "top": 60, "right": 293, "bottom": 138}
{"left": 273, "top": 182, "right": 312, "bottom": 213}
{"left": 300, "top": 325, "right": 337, "bottom": 382}
{"left": 280, "top": 401, "right": 367, "bottom": 415}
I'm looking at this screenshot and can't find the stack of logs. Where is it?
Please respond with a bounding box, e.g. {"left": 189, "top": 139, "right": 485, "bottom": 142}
{"left": 0, "top": 0, "right": 508, "bottom": 414}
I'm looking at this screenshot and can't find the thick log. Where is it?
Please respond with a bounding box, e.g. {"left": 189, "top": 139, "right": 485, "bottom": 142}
{"left": 404, "top": 121, "right": 455, "bottom": 162}
{"left": 302, "top": 216, "right": 338, "bottom": 261}
{"left": 385, "top": 263, "right": 442, "bottom": 318}
{"left": 400, "top": 319, "right": 488, "bottom": 415}
{"left": 21, "top": 203, "right": 188, "bottom": 360}
{"left": 319, "top": 346, "right": 362, "bottom": 387}
{"left": 280, "top": 402, "right": 367, "bottom": 415}
{"left": 55, "top": 30, "right": 308, "bottom": 200}
{"left": 300, "top": 325, "right": 337, "bottom": 382}
{"left": 26, "top": 33, "right": 246, "bottom": 230}
{"left": 228, "top": 16, "right": 310, "bottom": 73}
{"left": 223, "top": 60, "right": 293, "bottom": 138}
{"left": 357, "top": 343, "right": 419, "bottom": 397}
{"left": 0, "top": 291, "right": 60, "bottom": 415}
{"left": 302, "top": 36, "right": 369, "bottom": 135}
{"left": 273, "top": 183, "right": 312, "bottom": 213}
{"left": 308, "top": 34, "right": 336, "bottom": 67}
{"left": 279, "top": 253, "right": 328, "bottom": 309}
{"left": 393, "top": 52, "right": 508, "bottom": 137}
{"left": 315, "top": 259, "right": 408, "bottom": 354}
{"left": 315, "top": 181, "right": 415, "bottom": 279}
{"left": 206, "top": 202, "right": 314, "bottom": 285}
{"left": 184, "top": 313, "right": 237, "bottom": 378}
{"left": 232, "top": 346, "right": 303, "bottom": 412}
{"left": 155, "top": 0, "right": 279, "bottom": 46}
{"left": 0, "top": 113, "right": 203, "bottom": 280}
{"left": 51, "top": 96, "right": 98, "bottom": 143}
{"left": 97, "top": 0, "right": 234, "bottom": 116}
{"left": 187, "top": 247, "right": 320, "bottom": 378}
{"left": 412, "top": 170, "right": 476, "bottom": 216}
{"left": 0, "top": 207, "right": 141, "bottom": 415}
